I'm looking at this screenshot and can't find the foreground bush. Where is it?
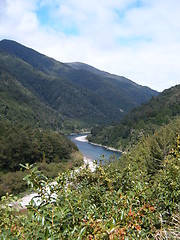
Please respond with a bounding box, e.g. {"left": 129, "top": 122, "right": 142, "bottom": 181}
{"left": 0, "top": 137, "right": 179, "bottom": 239}
{"left": 0, "top": 164, "right": 178, "bottom": 239}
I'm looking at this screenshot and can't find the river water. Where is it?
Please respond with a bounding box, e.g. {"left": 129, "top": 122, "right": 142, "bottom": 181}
{"left": 19, "top": 134, "right": 121, "bottom": 208}
{"left": 69, "top": 134, "right": 121, "bottom": 162}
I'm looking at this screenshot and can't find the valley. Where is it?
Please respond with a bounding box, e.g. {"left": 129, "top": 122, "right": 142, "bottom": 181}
{"left": 0, "top": 39, "right": 179, "bottom": 239}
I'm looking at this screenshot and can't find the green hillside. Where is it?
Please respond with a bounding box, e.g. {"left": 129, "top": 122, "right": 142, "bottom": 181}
{"left": 0, "top": 68, "right": 83, "bottom": 197}
{"left": 0, "top": 120, "right": 83, "bottom": 197}
{"left": 0, "top": 70, "right": 68, "bottom": 130}
{"left": 0, "top": 39, "right": 158, "bottom": 197}
{"left": 0, "top": 39, "right": 158, "bottom": 127}
{"left": 0, "top": 40, "right": 179, "bottom": 239}
{"left": 88, "top": 84, "right": 180, "bottom": 151}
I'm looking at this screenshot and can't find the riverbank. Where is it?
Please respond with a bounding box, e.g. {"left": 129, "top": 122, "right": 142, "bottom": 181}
{"left": 75, "top": 135, "right": 88, "bottom": 142}
{"left": 89, "top": 141, "right": 122, "bottom": 153}
{"left": 17, "top": 134, "right": 118, "bottom": 209}
{"left": 76, "top": 134, "right": 122, "bottom": 153}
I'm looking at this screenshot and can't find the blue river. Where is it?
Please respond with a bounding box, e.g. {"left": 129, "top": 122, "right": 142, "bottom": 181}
{"left": 69, "top": 134, "right": 121, "bottom": 162}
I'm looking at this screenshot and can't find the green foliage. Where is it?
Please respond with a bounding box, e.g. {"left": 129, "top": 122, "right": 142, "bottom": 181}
{"left": 151, "top": 135, "right": 180, "bottom": 219}
{"left": 115, "top": 118, "right": 180, "bottom": 185}
{"left": 0, "top": 142, "right": 179, "bottom": 239}
{"left": 0, "top": 171, "right": 27, "bottom": 197}
{"left": 0, "top": 121, "right": 83, "bottom": 197}
{"left": 0, "top": 39, "right": 179, "bottom": 239}
{"left": 0, "top": 122, "right": 79, "bottom": 172}
{"left": 0, "top": 132, "right": 179, "bottom": 239}
{"left": 0, "top": 194, "right": 27, "bottom": 239}
{"left": 89, "top": 85, "right": 180, "bottom": 151}
{"left": 0, "top": 39, "right": 158, "bottom": 127}
{"left": 0, "top": 164, "right": 158, "bottom": 239}
{"left": 0, "top": 70, "right": 67, "bottom": 131}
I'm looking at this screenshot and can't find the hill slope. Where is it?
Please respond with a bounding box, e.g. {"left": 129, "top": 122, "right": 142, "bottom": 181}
{"left": 67, "top": 61, "right": 145, "bottom": 86}
{"left": 0, "top": 70, "right": 67, "bottom": 130}
{"left": 88, "top": 84, "right": 180, "bottom": 150}
{"left": 0, "top": 39, "right": 158, "bottom": 128}
{"left": 67, "top": 61, "right": 158, "bottom": 109}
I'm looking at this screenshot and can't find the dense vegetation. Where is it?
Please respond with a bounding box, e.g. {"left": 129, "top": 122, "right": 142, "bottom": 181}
{"left": 0, "top": 118, "right": 179, "bottom": 239}
{"left": 0, "top": 39, "right": 158, "bottom": 128}
{"left": 88, "top": 84, "right": 180, "bottom": 151}
{"left": 0, "top": 70, "right": 67, "bottom": 130}
{"left": 0, "top": 121, "right": 83, "bottom": 197}
{"left": 0, "top": 39, "right": 179, "bottom": 239}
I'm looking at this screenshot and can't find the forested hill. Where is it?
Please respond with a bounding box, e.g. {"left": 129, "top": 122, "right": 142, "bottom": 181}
{"left": 67, "top": 61, "right": 148, "bottom": 87}
{"left": 0, "top": 40, "right": 179, "bottom": 239}
{"left": 0, "top": 70, "right": 67, "bottom": 130}
{"left": 88, "top": 84, "right": 180, "bottom": 151}
{"left": 0, "top": 39, "right": 158, "bottom": 128}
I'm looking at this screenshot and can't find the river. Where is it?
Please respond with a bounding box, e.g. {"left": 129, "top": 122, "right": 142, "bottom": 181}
{"left": 69, "top": 134, "right": 121, "bottom": 163}
{"left": 19, "top": 134, "right": 121, "bottom": 208}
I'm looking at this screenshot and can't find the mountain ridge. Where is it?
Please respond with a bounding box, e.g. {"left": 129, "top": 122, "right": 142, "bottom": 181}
{"left": 0, "top": 39, "right": 158, "bottom": 129}
{"left": 67, "top": 61, "right": 145, "bottom": 87}
{"left": 88, "top": 84, "right": 180, "bottom": 150}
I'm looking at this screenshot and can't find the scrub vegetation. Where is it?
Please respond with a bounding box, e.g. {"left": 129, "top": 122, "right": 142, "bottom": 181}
{"left": 0, "top": 131, "right": 179, "bottom": 239}
{"left": 0, "top": 39, "right": 179, "bottom": 239}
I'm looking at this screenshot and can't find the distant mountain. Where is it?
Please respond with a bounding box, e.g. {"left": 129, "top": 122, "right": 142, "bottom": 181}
{"left": 67, "top": 62, "right": 111, "bottom": 77}
{"left": 67, "top": 61, "right": 158, "bottom": 104}
{"left": 67, "top": 62, "right": 141, "bottom": 86}
{"left": 0, "top": 39, "right": 158, "bottom": 129}
{"left": 88, "top": 84, "right": 180, "bottom": 150}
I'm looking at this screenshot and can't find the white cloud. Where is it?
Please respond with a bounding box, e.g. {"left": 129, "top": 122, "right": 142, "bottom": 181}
{"left": 0, "top": 0, "right": 39, "bottom": 39}
{"left": 0, "top": 0, "right": 180, "bottom": 91}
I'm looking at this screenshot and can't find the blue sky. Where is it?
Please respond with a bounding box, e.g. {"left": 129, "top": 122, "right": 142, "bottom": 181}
{"left": 0, "top": 0, "right": 180, "bottom": 91}
{"left": 37, "top": 5, "right": 50, "bottom": 25}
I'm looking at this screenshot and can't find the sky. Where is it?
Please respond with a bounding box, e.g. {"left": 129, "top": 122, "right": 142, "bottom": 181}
{"left": 0, "top": 0, "right": 180, "bottom": 91}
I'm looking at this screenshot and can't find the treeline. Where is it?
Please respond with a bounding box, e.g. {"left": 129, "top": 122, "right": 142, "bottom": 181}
{"left": 119, "top": 116, "right": 180, "bottom": 177}
{"left": 0, "top": 118, "right": 179, "bottom": 239}
{"left": 88, "top": 84, "right": 180, "bottom": 151}
{"left": 0, "top": 121, "right": 83, "bottom": 197}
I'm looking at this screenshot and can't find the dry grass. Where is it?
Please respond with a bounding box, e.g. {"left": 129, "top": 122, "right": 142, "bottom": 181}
{"left": 155, "top": 209, "right": 180, "bottom": 240}
{"left": 167, "top": 212, "right": 180, "bottom": 239}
